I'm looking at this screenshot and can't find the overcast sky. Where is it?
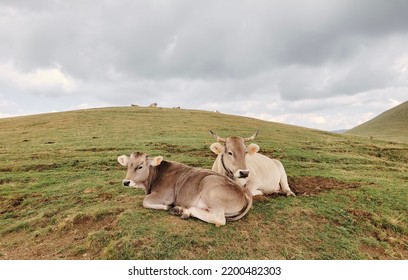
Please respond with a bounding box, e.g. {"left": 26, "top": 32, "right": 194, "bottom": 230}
{"left": 1, "top": 0, "right": 407, "bottom": 130}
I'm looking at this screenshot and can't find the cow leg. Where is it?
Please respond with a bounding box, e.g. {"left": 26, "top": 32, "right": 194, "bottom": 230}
{"left": 182, "top": 207, "right": 226, "bottom": 226}
{"left": 279, "top": 172, "right": 296, "bottom": 197}
{"left": 245, "top": 181, "right": 263, "bottom": 196}
{"left": 169, "top": 206, "right": 190, "bottom": 219}
{"left": 170, "top": 206, "right": 226, "bottom": 225}
{"left": 169, "top": 206, "right": 225, "bottom": 225}
{"left": 143, "top": 193, "right": 172, "bottom": 210}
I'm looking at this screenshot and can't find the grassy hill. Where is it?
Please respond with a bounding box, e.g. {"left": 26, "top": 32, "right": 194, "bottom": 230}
{"left": 0, "top": 106, "right": 407, "bottom": 259}
{"left": 346, "top": 101, "right": 408, "bottom": 143}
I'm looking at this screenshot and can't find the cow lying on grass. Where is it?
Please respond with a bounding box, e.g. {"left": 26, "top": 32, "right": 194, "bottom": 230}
{"left": 117, "top": 152, "right": 252, "bottom": 226}
{"left": 210, "top": 131, "right": 296, "bottom": 197}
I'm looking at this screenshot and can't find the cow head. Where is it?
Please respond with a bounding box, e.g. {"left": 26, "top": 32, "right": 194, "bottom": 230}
{"left": 117, "top": 152, "right": 163, "bottom": 189}
{"left": 210, "top": 131, "right": 259, "bottom": 184}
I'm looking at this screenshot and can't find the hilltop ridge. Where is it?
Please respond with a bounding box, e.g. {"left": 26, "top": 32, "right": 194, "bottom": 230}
{"left": 346, "top": 101, "right": 408, "bottom": 143}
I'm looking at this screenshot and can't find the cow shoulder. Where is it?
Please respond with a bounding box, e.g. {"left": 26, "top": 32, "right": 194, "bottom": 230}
{"left": 245, "top": 152, "right": 272, "bottom": 174}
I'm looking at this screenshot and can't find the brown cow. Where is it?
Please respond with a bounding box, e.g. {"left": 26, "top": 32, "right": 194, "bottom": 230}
{"left": 117, "top": 152, "right": 252, "bottom": 225}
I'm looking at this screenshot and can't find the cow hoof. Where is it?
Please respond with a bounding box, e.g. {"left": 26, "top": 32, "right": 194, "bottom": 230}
{"left": 169, "top": 206, "right": 184, "bottom": 216}
{"left": 287, "top": 191, "right": 296, "bottom": 197}
{"left": 180, "top": 209, "right": 191, "bottom": 219}
{"left": 180, "top": 213, "right": 190, "bottom": 219}
{"left": 252, "top": 190, "right": 264, "bottom": 196}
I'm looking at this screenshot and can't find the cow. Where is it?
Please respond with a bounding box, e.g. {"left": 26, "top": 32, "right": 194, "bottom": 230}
{"left": 117, "top": 152, "right": 252, "bottom": 226}
{"left": 209, "top": 131, "right": 296, "bottom": 197}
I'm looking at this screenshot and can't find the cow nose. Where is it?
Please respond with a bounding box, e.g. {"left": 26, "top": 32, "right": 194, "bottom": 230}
{"left": 239, "top": 170, "right": 249, "bottom": 178}
{"left": 123, "top": 180, "right": 130, "bottom": 186}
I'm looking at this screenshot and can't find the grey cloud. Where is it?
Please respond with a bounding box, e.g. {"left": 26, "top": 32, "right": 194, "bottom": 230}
{"left": 1, "top": 0, "right": 408, "bottom": 130}
{"left": 3, "top": 0, "right": 408, "bottom": 82}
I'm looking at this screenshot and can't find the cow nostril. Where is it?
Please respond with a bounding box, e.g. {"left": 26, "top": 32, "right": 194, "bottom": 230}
{"left": 239, "top": 171, "right": 249, "bottom": 178}
{"left": 123, "top": 180, "right": 130, "bottom": 186}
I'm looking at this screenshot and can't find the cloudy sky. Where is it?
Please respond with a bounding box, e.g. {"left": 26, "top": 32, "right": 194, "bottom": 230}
{"left": 1, "top": 0, "right": 407, "bottom": 130}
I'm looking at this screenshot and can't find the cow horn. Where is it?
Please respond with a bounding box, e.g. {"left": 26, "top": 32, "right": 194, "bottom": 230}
{"left": 209, "top": 131, "right": 226, "bottom": 143}
{"left": 244, "top": 130, "right": 259, "bottom": 142}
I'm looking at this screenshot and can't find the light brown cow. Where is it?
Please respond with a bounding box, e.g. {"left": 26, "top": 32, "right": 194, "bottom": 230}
{"left": 117, "top": 152, "right": 252, "bottom": 225}
{"left": 210, "top": 131, "right": 295, "bottom": 197}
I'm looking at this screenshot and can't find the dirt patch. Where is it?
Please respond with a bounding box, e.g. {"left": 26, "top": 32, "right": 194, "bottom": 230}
{"left": 0, "top": 196, "right": 26, "bottom": 214}
{"left": 0, "top": 178, "right": 12, "bottom": 185}
{"left": 98, "top": 193, "right": 114, "bottom": 201}
{"left": 11, "top": 197, "right": 24, "bottom": 207}
{"left": 0, "top": 167, "right": 13, "bottom": 172}
{"left": 347, "top": 208, "right": 373, "bottom": 218}
{"left": 287, "top": 176, "right": 361, "bottom": 196}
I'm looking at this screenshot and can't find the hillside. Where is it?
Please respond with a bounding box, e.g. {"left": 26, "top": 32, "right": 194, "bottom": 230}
{"left": 0, "top": 106, "right": 407, "bottom": 260}
{"left": 346, "top": 101, "right": 408, "bottom": 143}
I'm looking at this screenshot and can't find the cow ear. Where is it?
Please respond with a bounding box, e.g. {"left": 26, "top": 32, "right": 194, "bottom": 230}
{"left": 247, "top": 143, "right": 260, "bottom": 155}
{"left": 210, "top": 143, "right": 224, "bottom": 155}
{"left": 150, "top": 156, "right": 163, "bottom": 167}
{"left": 117, "top": 155, "right": 129, "bottom": 166}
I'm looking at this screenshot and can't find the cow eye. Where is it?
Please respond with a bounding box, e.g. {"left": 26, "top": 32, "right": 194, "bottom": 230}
{"left": 228, "top": 151, "right": 233, "bottom": 156}
{"left": 138, "top": 166, "right": 143, "bottom": 170}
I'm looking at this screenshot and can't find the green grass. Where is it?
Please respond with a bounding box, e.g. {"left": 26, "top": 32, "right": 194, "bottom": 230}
{"left": 0, "top": 106, "right": 407, "bottom": 259}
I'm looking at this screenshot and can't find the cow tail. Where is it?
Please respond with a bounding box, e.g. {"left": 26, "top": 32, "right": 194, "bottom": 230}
{"left": 225, "top": 190, "right": 253, "bottom": 222}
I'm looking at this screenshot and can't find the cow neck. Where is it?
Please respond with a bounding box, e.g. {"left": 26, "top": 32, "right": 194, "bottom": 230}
{"left": 145, "top": 161, "right": 169, "bottom": 195}
{"left": 221, "top": 154, "right": 235, "bottom": 180}
{"left": 145, "top": 165, "right": 158, "bottom": 194}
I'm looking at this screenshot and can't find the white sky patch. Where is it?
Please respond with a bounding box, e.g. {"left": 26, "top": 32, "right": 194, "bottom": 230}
{"left": 0, "top": 62, "right": 77, "bottom": 95}
{"left": 0, "top": 97, "right": 17, "bottom": 117}
{"left": 197, "top": 102, "right": 222, "bottom": 112}
{"left": 244, "top": 99, "right": 391, "bottom": 131}
{"left": 77, "top": 103, "right": 95, "bottom": 110}
{"left": 388, "top": 98, "right": 402, "bottom": 107}
{"left": 162, "top": 35, "right": 178, "bottom": 58}
{"left": 393, "top": 53, "right": 408, "bottom": 74}
{"left": 76, "top": 102, "right": 112, "bottom": 110}
{"left": 0, "top": 99, "right": 16, "bottom": 108}
{"left": 0, "top": 113, "right": 11, "bottom": 118}
{"left": 356, "top": 112, "right": 376, "bottom": 125}
{"left": 27, "top": 67, "right": 76, "bottom": 93}
{"left": 310, "top": 115, "right": 327, "bottom": 125}
{"left": 246, "top": 112, "right": 330, "bottom": 130}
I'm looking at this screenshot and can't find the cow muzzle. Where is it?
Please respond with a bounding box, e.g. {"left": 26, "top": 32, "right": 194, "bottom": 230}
{"left": 237, "top": 170, "right": 250, "bottom": 179}
{"left": 122, "top": 179, "right": 135, "bottom": 187}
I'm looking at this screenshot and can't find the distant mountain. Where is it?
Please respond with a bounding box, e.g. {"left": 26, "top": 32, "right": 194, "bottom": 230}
{"left": 346, "top": 101, "right": 408, "bottom": 143}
